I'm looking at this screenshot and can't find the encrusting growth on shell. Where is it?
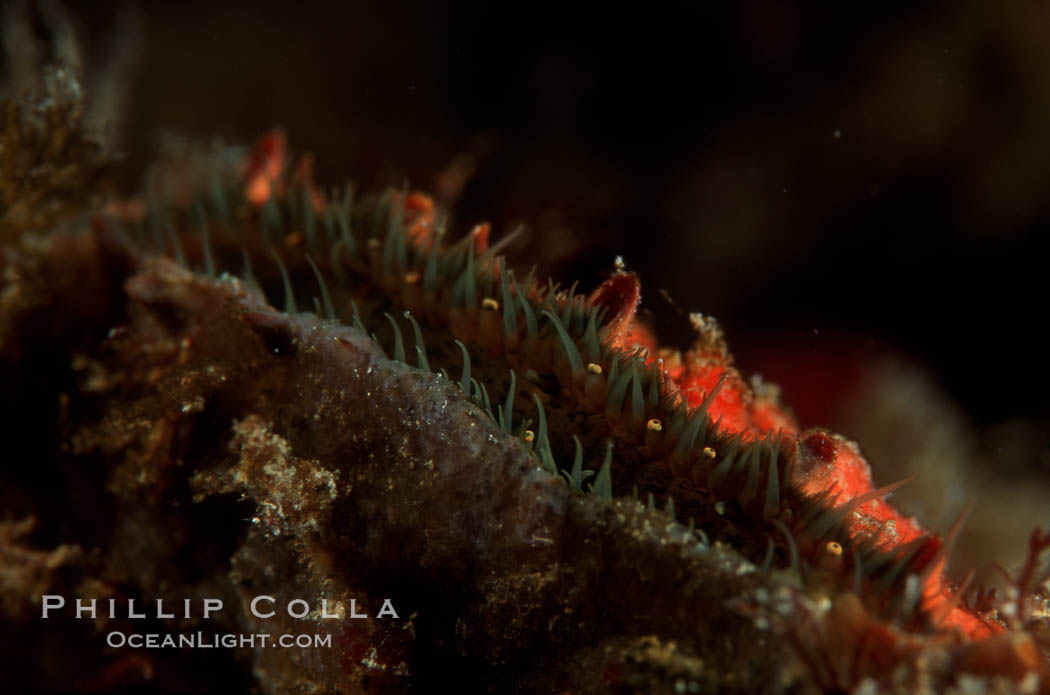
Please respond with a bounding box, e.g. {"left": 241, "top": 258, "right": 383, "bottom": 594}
{"left": 2, "top": 109, "right": 1048, "bottom": 693}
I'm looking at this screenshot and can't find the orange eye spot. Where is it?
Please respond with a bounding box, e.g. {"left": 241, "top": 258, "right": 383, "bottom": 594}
{"left": 646, "top": 418, "right": 662, "bottom": 432}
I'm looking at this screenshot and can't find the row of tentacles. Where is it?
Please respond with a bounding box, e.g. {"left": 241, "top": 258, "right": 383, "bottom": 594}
{"left": 116, "top": 132, "right": 1048, "bottom": 684}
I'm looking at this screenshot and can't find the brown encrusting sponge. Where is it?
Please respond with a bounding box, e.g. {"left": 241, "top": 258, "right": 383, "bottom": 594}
{"left": 0, "top": 71, "right": 1048, "bottom": 694}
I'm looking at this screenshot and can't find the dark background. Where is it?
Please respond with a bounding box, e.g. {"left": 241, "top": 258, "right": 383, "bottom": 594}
{"left": 29, "top": 1, "right": 1050, "bottom": 466}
